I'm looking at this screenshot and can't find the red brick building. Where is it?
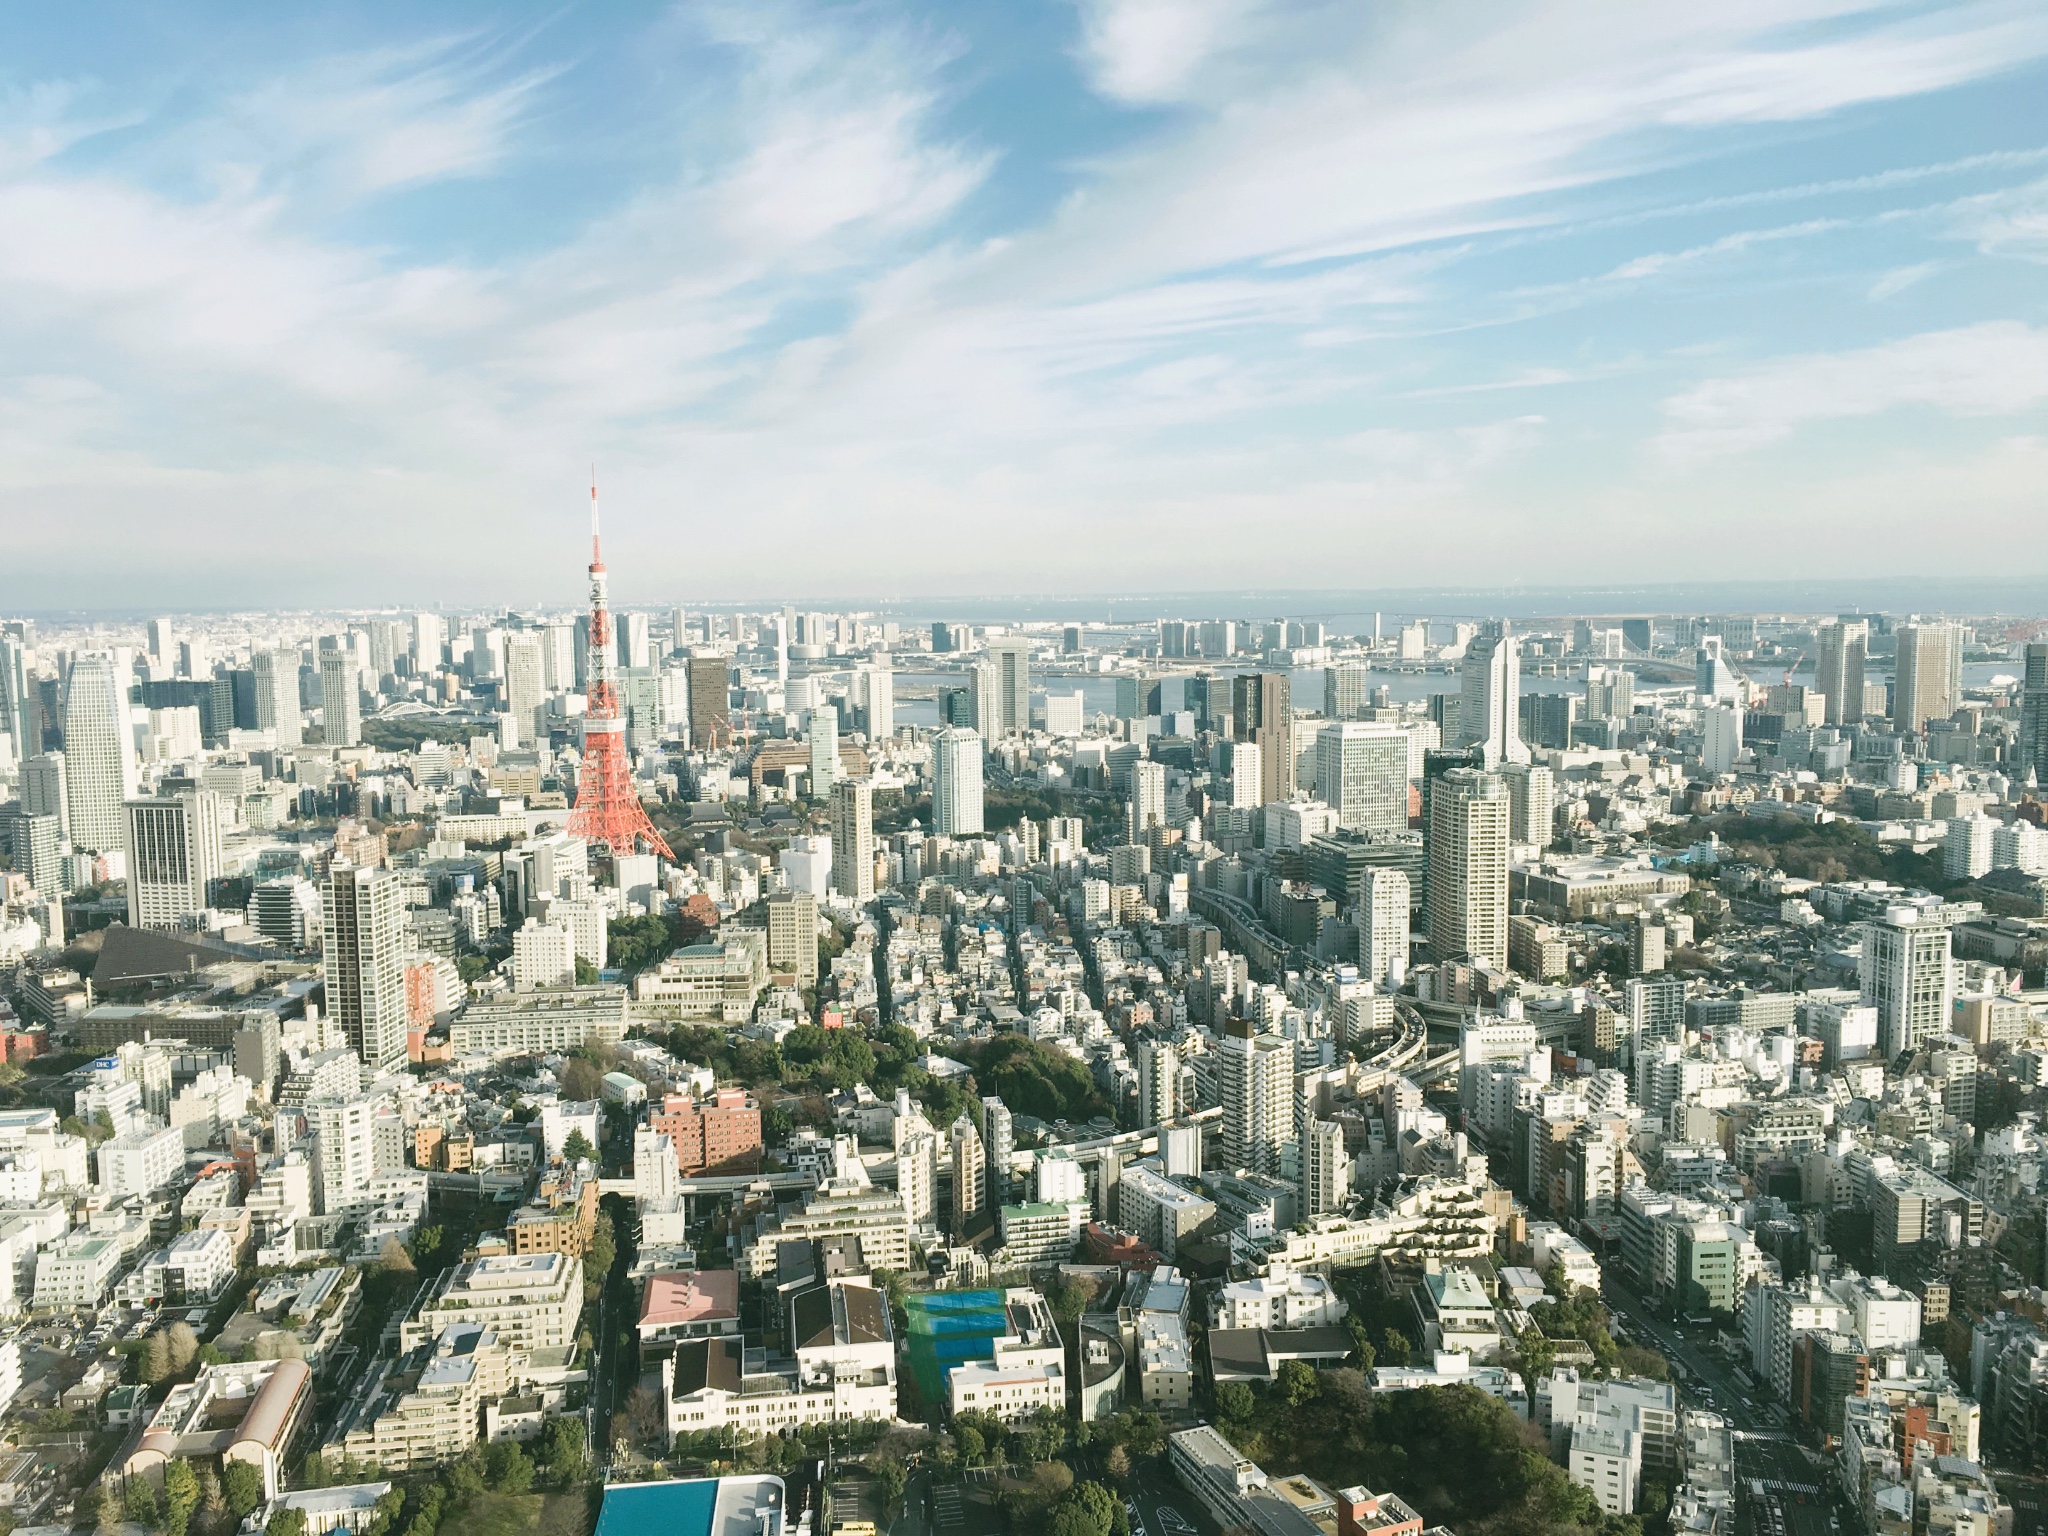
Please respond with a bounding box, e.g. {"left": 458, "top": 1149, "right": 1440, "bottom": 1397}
{"left": 649, "top": 1087, "right": 763, "bottom": 1175}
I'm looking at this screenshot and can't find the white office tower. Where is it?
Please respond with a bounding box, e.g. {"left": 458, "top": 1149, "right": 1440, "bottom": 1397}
{"left": 983, "top": 637, "right": 1031, "bottom": 739}
{"left": 23, "top": 753, "right": 67, "bottom": 837}
{"left": 125, "top": 793, "right": 223, "bottom": 930}
{"left": 1358, "top": 867, "right": 1411, "bottom": 988}
{"left": 253, "top": 648, "right": 302, "bottom": 747}
{"left": 1217, "top": 1019, "right": 1294, "bottom": 1176}
{"left": 0, "top": 633, "right": 32, "bottom": 753}
{"left": 1500, "top": 762, "right": 1555, "bottom": 849}
{"left": 1225, "top": 741, "right": 1262, "bottom": 810}
{"left": 1303, "top": 1118, "right": 1349, "bottom": 1217}
{"left": 1456, "top": 620, "right": 1529, "bottom": 767}
{"left": 1428, "top": 767, "right": 1509, "bottom": 968}
{"left": 1700, "top": 705, "right": 1743, "bottom": 774}
{"left": 1134, "top": 1040, "right": 1181, "bottom": 1126}
{"left": 323, "top": 866, "right": 408, "bottom": 1071}
{"left": 932, "top": 727, "right": 985, "bottom": 836}
{"left": 830, "top": 777, "right": 876, "bottom": 903}
{"left": 503, "top": 632, "right": 546, "bottom": 747}
{"left": 668, "top": 608, "right": 689, "bottom": 656}
{"left": 146, "top": 617, "right": 174, "bottom": 665}
{"left": 1694, "top": 636, "right": 1739, "bottom": 704}
{"left": 1325, "top": 661, "right": 1369, "bottom": 720}
{"left": 1315, "top": 722, "right": 1409, "bottom": 834}
{"left": 319, "top": 650, "right": 361, "bottom": 748}
{"left": 308, "top": 1096, "right": 376, "bottom": 1216}
{"left": 1894, "top": 621, "right": 1963, "bottom": 734}
{"left": 1129, "top": 760, "right": 1167, "bottom": 841}
{"left": 61, "top": 651, "right": 136, "bottom": 854}
{"left": 541, "top": 621, "right": 578, "bottom": 692}
{"left": 618, "top": 612, "right": 652, "bottom": 670}
{"left": 1860, "top": 905, "right": 1954, "bottom": 1059}
{"left": 774, "top": 612, "right": 790, "bottom": 686}
{"left": 861, "top": 662, "right": 895, "bottom": 743}
{"left": 808, "top": 703, "right": 839, "bottom": 798}
{"left": 1814, "top": 620, "right": 1869, "bottom": 726}
{"left": 411, "top": 613, "right": 445, "bottom": 672}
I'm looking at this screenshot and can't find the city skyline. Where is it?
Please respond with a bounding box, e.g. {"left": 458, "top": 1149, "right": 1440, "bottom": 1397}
{"left": 3, "top": 1, "right": 2047, "bottom": 605}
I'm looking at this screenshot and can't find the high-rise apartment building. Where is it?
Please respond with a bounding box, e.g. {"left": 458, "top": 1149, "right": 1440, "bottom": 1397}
{"left": 1134, "top": 1040, "right": 1181, "bottom": 1126}
{"left": 319, "top": 650, "right": 361, "bottom": 748}
{"left": 1233, "top": 671, "right": 1294, "bottom": 804}
{"left": 1358, "top": 866, "right": 1411, "bottom": 988}
{"left": 1303, "top": 1119, "right": 1349, "bottom": 1217}
{"left": 411, "top": 613, "right": 445, "bottom": 672}
{"left": 252, "top": 648, "right": 302, "bottom": 747}
{"left": 125, "top": 792, "right": 223, "bottom": 930}
{"left": 1814, "top": 620, "right": 1869, "bottom": 727}
{"left": 949, "top": 1115, "right": 984, "bottom": 1234}
{"left": 0, "top": 634, "right": 34, "bottom": 753}
{"left": 23, "top": 752, "right": 67, "bottom": 837}
{"left": 308, "top": 1095, "right": 377, "bottom": 1216}
{"left": 1224, "top": 741, "right": 1261, "bottom": 811}
{"left": 1427, "top": 767, "right": 1509, "bottom": 968}
{"left": 1217, "top": 1019, "right": 1295, "bottom": 1176}
{"left": 807, "top": 704, "right": 839, "bottom": 799}
{"left": 1457, "top": 621, "right": 1529, "bottom": 767}
{"left": 983, "top": 637, "right": 1031, "bottom": 739}
{"left": 1129, "top": 760, "right": 1167, "bottom": 842}
{"left": 1315, "top": 722, "right": 1408, "bottom": 835}
{"left": 62, "top": 651, "right": 135, "bottom": 854}
{"left": 830, "top": 777, "right": 875, "bottom": 903}
{"left": 976, "top": 1095, "right": 1013, "bottom": 1205}
{"left": 1861, "top": 905, "right": 1955, "bottom": 1059}
{"left": 932, "top": 728, "right": 984, "bottom": 836}
{"left": 860, "top": 662, "right": 894, "bottom": 743}
{"left": 323, "top": 865, "right": 408, "bottom": 1071}
{"left": 1893, "top": 621, "right": 1962, "bottom": 734}
{"left": 1499, "top": 762, "right": 1556, "bottom": 848}
{"left": 1324, "top": 661, "right": 1369, "bottom": 721}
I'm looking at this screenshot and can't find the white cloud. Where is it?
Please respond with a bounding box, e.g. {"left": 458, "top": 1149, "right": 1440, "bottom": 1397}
{"left": 1072, "top": 0, "right": 1267, "bottom": 104}
{"left": 1655, "top": 321, "right": 2048, "bottom": 460}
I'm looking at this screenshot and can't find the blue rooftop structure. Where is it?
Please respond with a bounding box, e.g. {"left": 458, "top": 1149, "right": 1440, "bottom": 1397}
{"left": 595, "top": 1477, "right": 785, "bottom": 1536}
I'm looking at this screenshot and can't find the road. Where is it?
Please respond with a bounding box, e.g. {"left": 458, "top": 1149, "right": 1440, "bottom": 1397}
{"left": 1600, "top": 1274, "right": 1767, "bottom": 1432}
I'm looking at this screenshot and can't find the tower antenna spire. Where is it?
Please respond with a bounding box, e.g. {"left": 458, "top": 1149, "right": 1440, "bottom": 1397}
{"left": 589, "top": 465, "right": 601, "bottom": 564}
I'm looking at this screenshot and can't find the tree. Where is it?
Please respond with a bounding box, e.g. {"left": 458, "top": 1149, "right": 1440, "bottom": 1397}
{"left": 563, "top": 1129, "right": 597, "bottom": 1165}
{"left": 195, "top": 1463, "right": 227, "bottom": 1536}
{"left": 166, "top": 1322, "right": 200, "bottom": 1372}
{"left": 540, "top": 1415, "right": 589, "bottom": 1488}
{"left": 627, "top": 1385, "right": 666, "bottom": 1445}
{"left": 1277, "top": 1360, "right": 1320, "bottom": 1407}
{"left": 164, "top": 1457, "right": 201, "bottom": 1536}
{"left": 266, "top": 1508, "right": 308, "bottom": 1536}
{"left": 1215, "top": 1382, "right": 1256, "bottom": 1426}
{"left": 574, "top": 957, "right": 600, "bottom": 985}
{"left": 954, "top": 1423, "right": 986, "bottom": 1465}
{"left": 1104, "top": 1445, "right": 1131, "bottom": 1482}
{"left": 585, "top": 1212, "right": 617, "bottom": 1301}
{"left": 222, "top": 1460, "right": 265, "bottom": 1519}
{"left": 379, "top": 1237, "right": 416, "bottom": 1274}
{"left": 486, "top": 1440, "right": 535, "bottom": 1494}
{"left": 561, "top": 1057, "right": 603, "bottom": 1102}
{"left": 141, "top": 1329, "right": 172, "bottom": 1384}
{"left": 126, "top": 1478, "right": 162, "bottom": 1529}
{"left": 868, "top": 1454, "right": 907, "bottom": 1506}
{"left": 1380, "top": 1328, "right": 1412, "bottom": 1367}
{"left": 96, "top": 1479, "right": 122, "bottom": 1534}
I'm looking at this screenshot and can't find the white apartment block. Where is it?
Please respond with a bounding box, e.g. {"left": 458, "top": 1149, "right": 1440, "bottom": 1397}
{"left": 96, "top": 1126, "right": 185, "bottom": 1196}
{"left": 1213, "top": 1264, "right": 1347, "bottom": 1331}
{"left": 402, "top": 1252, "right": 584, "bottom": 1352}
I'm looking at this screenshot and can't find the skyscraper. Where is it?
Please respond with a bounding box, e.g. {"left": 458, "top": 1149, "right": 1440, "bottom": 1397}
{"left": 861, "top": 661, "right": 894, "bottom": 743}
{"left": 949, "top": 1114, "right": 984, "bottom": 1234}
{"left": 1358, "top": 866, "right": 1410, "bottom": 988}
{"left": 932, "top": 727, "right": 984, "bottom": 836}
{"left": 1216, "top": 1019, "right": 1294, "bottom": 1176}
{"left": 1457, "top": 621, "right": 1529, "bottom": 767}
{"left": 323, "top": 864, "right": 408, "bottom": 1071}
{"left": 319, "top": 650, "right": 361, "bottom": 748}
{"left": 1134, "top": 1040, "right": 1181, "bottom": 1126}
{"left": 23, "top": 752, "right": 67, "bottom": 837}
{"left": 976, "top": 1095, "right": 1014, "bottom": 1205}
{"left": 984, "top": 637, "right": 1031, "bottom": 739}
{"left": 1324, "top": 661, "right": 1369, "bottom": 721}
{"left": 1315, "top": 722, "right": 1408, "bottom": 835}
{"left": 1128, "top": 760, "right": 1167, "bottom": 842}
{"left": 1232, "top": 671, "right": 1294, "bottom": 803}
{"left": 125, "top": 792, "right": 224, "bottom": 930}
{"left": 412, "top": 613, "right": 445, "bottom": 672}
{"left": 687, "top": 652, "right": 732, "bottom": 750}
{"left": 2020, "top": 643, "right": 2048, "bottom": 783}
{"left": 1499, "top": 762, "right": 1556, "bottom": 848}
{"left": 830, "top": 777, "right": 875, "bottom": 903}
{"left": 1427, "top": 767, "right": 1509, "bottom": 968}
{"left": 1303, "top": 1118, "right": 1349, "bottom": 1217}
{"left": 1861, "top": 905, "right": 1954, "bottom": 1059}
{"left": 252, "top": 648, "right": 302, "bottom": 747}
{"left": 1894, "top": 621, "right": 1962, "bottom": 734}
{"left": 1814, "top": 620, "right": 1869, "bottom": 727}
{"left": 61, "top": 651, "right": 135, "bottom": 854}
{"left": 807, "top": 703, "right": 839, "bottom": 799}
{"left": 0, "top": 633, "right": 33, "bottom": 753}
{"left": 503, "top": 632, "right": 547, "bottom": 747}
{"left": 1225, "top": 741, "right": 1262, "bottom": 811}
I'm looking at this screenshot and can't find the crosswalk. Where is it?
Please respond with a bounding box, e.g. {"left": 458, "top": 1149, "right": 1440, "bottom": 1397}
{"left": 933, "top": 1484, "right": 967, "bottom": 1535}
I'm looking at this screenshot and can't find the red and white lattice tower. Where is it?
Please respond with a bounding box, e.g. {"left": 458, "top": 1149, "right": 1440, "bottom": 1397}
{"left": 567, "top": 479, "right": 675, "bottom": 863}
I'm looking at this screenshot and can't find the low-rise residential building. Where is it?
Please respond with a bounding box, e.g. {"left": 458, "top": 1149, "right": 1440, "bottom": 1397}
{"left": 1213, "top": 1264, "right": 1347, "bottom": 1331}
{"left": 34, "top": 1234, "right": 123, "bottom": 1309}
{"left": 402, "top": 1252, "right": 584, "bottom": 1353}
{"left": 341, "top": 1324, "right": 516, "bottom": 1469}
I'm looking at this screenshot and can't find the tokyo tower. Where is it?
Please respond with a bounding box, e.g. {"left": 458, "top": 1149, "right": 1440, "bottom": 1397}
{"left": 568, "top": 479, "right": 675, "bottom": 864}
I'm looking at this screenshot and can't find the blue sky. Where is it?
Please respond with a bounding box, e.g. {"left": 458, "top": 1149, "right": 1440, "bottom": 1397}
{"left": 2, "top": 0, "right": 2046, "bottom": 608}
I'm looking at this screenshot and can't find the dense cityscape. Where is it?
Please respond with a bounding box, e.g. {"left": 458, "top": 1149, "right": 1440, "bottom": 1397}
{"left": 0, "top": 522, "right": 2044, "bottom": 1536}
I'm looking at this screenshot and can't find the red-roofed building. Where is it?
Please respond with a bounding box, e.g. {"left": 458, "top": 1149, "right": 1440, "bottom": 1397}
{"left": 1081, "top": 1223, "right": 1162, "bottom": 1271}
{"left": 638, "top": 1269, "right": 742, "bottom": 1364}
